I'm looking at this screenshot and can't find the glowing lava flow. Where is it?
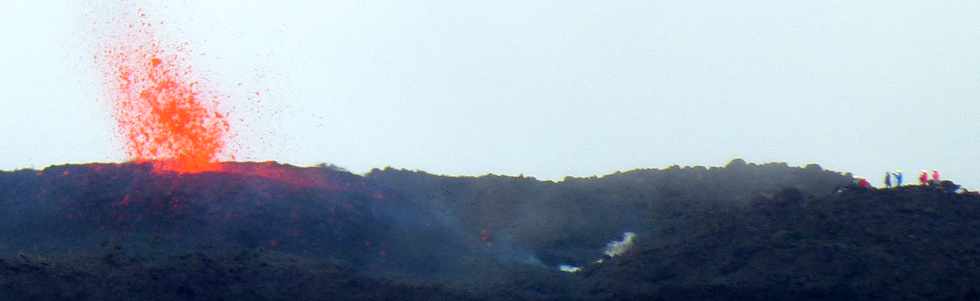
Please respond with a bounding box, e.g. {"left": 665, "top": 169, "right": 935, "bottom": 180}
{"left": 100, "top": 11, "right": 232, "bottom": 173}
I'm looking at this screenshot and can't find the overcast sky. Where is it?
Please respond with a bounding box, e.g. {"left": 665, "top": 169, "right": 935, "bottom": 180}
{"left": 1, "top": 1, "right": 978, "bottom": 187}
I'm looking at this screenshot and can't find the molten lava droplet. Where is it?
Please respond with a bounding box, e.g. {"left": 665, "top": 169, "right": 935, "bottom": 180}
{"left": 100, "top": 11, "right": 232, "bottom": 173}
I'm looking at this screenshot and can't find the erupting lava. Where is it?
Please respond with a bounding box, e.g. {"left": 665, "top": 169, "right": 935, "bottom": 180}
{"left": 99, "top": 10, "right": 233, "bottom": 173}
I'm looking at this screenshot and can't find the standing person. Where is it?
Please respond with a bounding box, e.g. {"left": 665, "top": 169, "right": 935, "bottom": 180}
{"left": 893, "top": 170, "right": 904, "bottom": 187}
{"left": 884, "top": 172, "right": 892, "bottom": 188}
{"left": 919, "top": 171, "right": 929, "bottom": 185}
{"left": 932, "top": 170, "right": 941, "bottom": 183}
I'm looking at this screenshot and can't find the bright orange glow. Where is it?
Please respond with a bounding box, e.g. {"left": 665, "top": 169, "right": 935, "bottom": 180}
{"left": 100, "top": 10, "right": 232, "bottom": 173}
{"left": 219, "top": 162, "right": 340, "bottom": 190}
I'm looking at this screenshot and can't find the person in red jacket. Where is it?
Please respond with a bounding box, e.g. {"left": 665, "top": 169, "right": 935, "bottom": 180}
{"left": 919, "top": 170, "right": 929, "bottom": 185}
{"left": 857, "top": 177, "right": 871, "bottom": 189}
{"left": 931, "top": 170, "right": 941, "bottom": 183}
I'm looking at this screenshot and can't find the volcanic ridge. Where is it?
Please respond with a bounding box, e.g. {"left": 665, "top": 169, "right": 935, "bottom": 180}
{"left": 1, "top": 160, "right": 978, "bottom": 300}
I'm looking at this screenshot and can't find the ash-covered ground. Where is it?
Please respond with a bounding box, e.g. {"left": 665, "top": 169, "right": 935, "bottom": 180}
{"left": 1, "top": 160, "right": 978, "bottom": 300}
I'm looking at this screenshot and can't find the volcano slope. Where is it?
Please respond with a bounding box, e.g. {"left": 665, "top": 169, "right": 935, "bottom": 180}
{"left": 0, "top": 160, "right": 978, "bottom": 300}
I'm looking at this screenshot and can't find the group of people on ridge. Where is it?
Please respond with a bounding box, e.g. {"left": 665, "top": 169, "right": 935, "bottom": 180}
{"left": 854, "top": 170, "right": 943, "bottom": 189}
{"left": 851, "top": 169, "right": 967, "bottom": 195}
{"left": 886, "top": 170, "right": 940, "bottom": 188}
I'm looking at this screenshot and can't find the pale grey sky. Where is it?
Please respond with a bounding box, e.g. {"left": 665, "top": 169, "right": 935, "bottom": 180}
{"left": 1, "top": 1, "right": 978, "bottom": 187}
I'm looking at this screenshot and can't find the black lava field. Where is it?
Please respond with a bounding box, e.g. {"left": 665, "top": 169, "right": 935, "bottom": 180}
{"left": 1, "top": 160, "right": 979, "bottom": 300}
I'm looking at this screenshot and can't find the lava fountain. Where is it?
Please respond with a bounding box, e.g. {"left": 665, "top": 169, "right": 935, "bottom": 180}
{"left": 99, "top": 10, "right": 233, "bottom": 173}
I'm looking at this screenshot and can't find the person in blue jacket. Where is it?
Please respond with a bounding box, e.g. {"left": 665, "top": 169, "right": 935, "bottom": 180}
{"left": 892, "top": 170, "right": 903, "bottom": 187}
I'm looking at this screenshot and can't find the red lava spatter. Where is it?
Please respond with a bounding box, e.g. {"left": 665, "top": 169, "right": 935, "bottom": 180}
{"left": 100, "top": 10, "right": 233, "bottom": 173}
{"left": 97, "top": 9, "right": 340, "bottom": 191}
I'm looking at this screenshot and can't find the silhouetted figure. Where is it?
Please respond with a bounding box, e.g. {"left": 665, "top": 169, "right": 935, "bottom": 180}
{"left": 884, "top": 172, "right": 892, "bottom": 188}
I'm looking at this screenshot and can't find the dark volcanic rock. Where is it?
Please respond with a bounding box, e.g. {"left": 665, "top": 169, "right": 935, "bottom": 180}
{"left": 7, "top": 160, "right": 977, "bottom": 300}
{"left": 0, "top": 251, "right": 470, "bottom": 301}
{"left": 585, "top": 186, "right": 980, "bottom": 300}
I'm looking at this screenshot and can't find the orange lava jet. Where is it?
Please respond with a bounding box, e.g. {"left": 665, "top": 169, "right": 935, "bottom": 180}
{"left": 100, "top": 10, "right": 232, "bottom": 173}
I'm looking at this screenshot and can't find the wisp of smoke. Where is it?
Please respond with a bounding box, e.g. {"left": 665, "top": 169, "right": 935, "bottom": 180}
{"left": 557, "top": 232, "right": 637, "bottom": 273}
{"left": 603, "top": 232, "right": 636, "bottom": 258}
{"left": 559, "top": 265, "right": 582, "bottom": 273}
